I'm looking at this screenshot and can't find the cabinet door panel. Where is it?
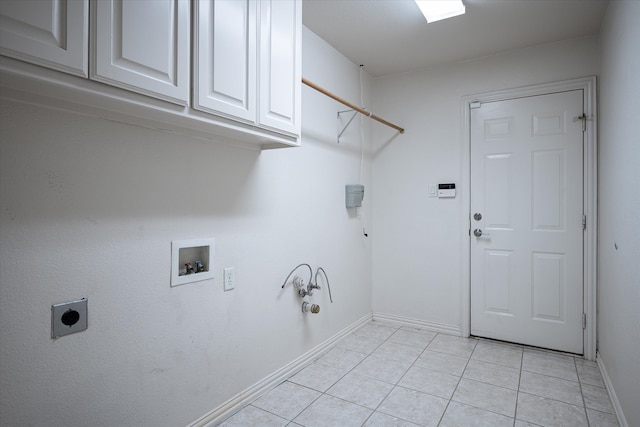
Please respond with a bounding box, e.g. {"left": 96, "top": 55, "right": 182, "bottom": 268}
{"left": 0, "top": 0, "right": 88, "bottom": 76}
{"left": 91, "top": 0, "right": 189, "bottom": 105}
{"left": 258, "top": 0, "right": 301, "bottom": 136}
{"left": 193, "top": 0, "right": 256, "bottom": 122}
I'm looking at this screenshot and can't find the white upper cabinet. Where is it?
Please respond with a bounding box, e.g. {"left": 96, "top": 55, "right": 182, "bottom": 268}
{"left": 258, "top": 0, "right": 301, "bottom": 136}
{"left": 194, "top": 0, "right": 301, "bottom": 137}
{"left": 0, "top": 0, "right": 300, "bottom": 147}
{"left": 0, "top": 0, "right": 88, "bottom": 77}
{"left": 91, "top": 0, "right": 190, "bottom": 105}
{"left": 193, "top": 0, "right": 257, "bottom": 122}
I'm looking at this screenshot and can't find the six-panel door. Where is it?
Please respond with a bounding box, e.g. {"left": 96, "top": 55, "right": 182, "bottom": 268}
{"left": 470, "top": 90, "right": 584, "bottom": 354}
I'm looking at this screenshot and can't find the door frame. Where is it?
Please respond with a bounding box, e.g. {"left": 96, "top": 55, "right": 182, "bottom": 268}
{"left": 460, "top": 76, "right": 597, "bottom": 360}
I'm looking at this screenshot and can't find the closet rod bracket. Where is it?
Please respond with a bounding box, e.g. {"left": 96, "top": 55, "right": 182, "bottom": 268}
{"left": 337, "top": 109, "right": 358, "bottom": 143}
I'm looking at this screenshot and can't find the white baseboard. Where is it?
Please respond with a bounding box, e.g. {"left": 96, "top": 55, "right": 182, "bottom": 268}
{"left": 597, "top": 351, "right": 629, "bottom": 427}
{"left": 373, "top": 312, "right": 461, "bottom": 335}
{"left": 188, "top": 312, "right": 373, "bottom": 427}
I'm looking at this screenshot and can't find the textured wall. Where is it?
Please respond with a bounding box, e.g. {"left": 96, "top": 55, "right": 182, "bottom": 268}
{"left": 598, "top": 1, "right": 640, "bottom": 425}
{"left": 0, "top": 27, "right": 373, "bottom": 426}
{"left": 370, "top": 36, "right": 600, "bottom": 329}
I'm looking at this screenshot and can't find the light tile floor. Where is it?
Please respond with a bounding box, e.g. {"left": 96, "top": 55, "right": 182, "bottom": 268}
{"left": 220, "top": 321, "right": 619, "bottom": 427}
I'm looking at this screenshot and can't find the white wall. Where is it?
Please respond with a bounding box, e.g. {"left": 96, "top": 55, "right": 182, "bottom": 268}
{"left": 0, "top": 27, "right": 372, "bottom": 426}
{"left": 598, "top": 1, "right": 640, "bottom": 425}
{"left": 370, "top": 36, "right": 600, "bottom": 330}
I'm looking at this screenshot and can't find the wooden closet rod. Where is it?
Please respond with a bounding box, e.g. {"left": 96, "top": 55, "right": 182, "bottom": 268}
{"left": 302, "top": 77, "right": 405, "bottom": 134}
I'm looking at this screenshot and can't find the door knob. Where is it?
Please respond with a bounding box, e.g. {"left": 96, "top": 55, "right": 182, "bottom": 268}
{"left": 473, "top": 228, "right": 491, "bottom": 237}
{"left": 473, "top": 213, "right": 482, "bottom": 221}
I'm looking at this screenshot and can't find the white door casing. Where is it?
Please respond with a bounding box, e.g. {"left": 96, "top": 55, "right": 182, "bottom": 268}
{"left": 470, "top": 90, "right": 584, "bottom": 354}
{"left": 461, "top": 77, "right": 597, "bottom": 360}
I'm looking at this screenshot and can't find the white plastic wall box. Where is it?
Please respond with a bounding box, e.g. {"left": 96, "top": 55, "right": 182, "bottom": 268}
{"left": 171, "top": 238, "right": 215, "bottom": 286}
{"left": 438, "top": 183, "right": 456, "bottom": 198}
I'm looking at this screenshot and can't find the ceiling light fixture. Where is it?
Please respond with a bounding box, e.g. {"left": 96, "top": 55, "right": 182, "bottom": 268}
{"left": 415, "top": 0, "right": 466, "bottom": 23}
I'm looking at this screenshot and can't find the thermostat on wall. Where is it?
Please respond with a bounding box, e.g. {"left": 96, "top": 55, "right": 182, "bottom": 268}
{"left": 438, "top": 183, "right": 456, "bottom": 198}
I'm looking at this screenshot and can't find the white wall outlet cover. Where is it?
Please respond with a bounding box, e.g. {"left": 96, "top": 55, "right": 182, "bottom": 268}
{"left": 51, "top": 299, "right": 88, "bottom": 338}
{"left": 171, "top": 238, "right": 215, "bottom": 287}
{"left": 223, "top": 267, "right": 235, "bottom": 291}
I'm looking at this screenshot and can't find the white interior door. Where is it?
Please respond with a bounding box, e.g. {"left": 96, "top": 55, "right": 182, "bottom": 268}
{"left": 470, "top": 90, "right": 584, "bottom": 354}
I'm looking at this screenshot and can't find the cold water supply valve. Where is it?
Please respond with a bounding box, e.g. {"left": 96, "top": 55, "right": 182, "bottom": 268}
{"left": 302, "top": 302, "right": 320, "bottom": 313}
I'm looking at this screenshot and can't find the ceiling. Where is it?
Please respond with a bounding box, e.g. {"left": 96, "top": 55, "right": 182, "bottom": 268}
{"left": 302, "top": 0, "right": 609, "bottom": 77}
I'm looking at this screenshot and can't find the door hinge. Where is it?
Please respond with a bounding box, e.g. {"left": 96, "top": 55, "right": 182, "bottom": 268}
{"left": 582, "top": 214, "right": 587, "bottom": 230}
{"left": 582, "top": 313, "right": 587, "bottom": 329}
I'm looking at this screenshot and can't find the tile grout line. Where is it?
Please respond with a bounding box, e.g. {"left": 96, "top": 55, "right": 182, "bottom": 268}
{"left": 347, "top": 323, "right": 448, "bottom": 426}
{"left": 263, "top": 321, "right": 397, "bottom": 426}
{"left": 331, "top": 323, "right": 398, "bottom": 426}
{"left": 348, "top": 324, "right": 394, "bottom": 426}
{"left": 518, "top": 352, "right": 604, "bottom": 417}
{"left": 514, "top": 344, "right": 524, "bottom": 427}
{"left": 328, "top": 321, "right": 405, "bottom": 426}
{"left": 443, "top": 340, "right": 522, "bottom": 422}
{"left": 435, "top": 337, "right": 478, "bottom": 426}
{"left": 392, "top": 329, "right": 444, "bottom": 426}
{"left": 576, "top": 356, "right": 592, "bottom": 427}
{"left": 359, "top": 323, "right": 429, "bottom": 426}
{"left": 226, "top": 321, "right": 612, "bottom": 426}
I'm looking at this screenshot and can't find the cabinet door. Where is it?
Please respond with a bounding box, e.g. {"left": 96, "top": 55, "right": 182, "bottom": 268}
{"left": 91, "top": 0, "right": 189, "bottom": 105}
{"left": 193, "top": 0, "right": 256, "bottom": 123}
{"left": 258, "top": 0, "right": 301, "bottom": 136}
{"left": 0, "top": 0, "right": 88, "bottom": 77}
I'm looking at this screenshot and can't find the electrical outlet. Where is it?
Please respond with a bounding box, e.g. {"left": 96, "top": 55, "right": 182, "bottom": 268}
{"left": 51, "top": 299, "right": 88, "bottom": 338}
{"left": 223, "top": 267, "right": 235, "bottom": 291}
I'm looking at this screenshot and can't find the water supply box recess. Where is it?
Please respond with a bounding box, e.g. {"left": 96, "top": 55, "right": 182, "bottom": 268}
{"left": 438, "top": 183, "right": 456, "bottom": 198}
{"left": 345, "top": 185, "right": 365, "bottom": 207}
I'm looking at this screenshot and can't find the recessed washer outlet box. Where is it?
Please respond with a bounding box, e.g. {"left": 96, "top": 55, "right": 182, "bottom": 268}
{"left": 51, "top": 299, "right": 88, "bottom": 338}
{"left": 171, "top": 238, "right": 215, "bottom": 287}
